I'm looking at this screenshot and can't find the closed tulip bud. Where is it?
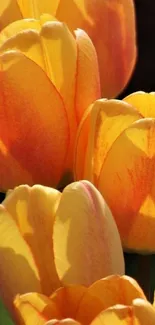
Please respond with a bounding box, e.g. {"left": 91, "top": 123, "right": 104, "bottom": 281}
{"left": 0, "top": 0, "right": 136, "bottom": 98}
{"left": 0, "top": 15, "right": 100, "bottom": 190}
{"left": 74, "top": 92, "right": 155, "bottom": 253}
{"left": 0, "top": 181, "right": 124, "bottom": 317}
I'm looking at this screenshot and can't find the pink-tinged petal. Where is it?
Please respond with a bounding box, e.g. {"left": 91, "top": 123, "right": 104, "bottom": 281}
{"left": 98, "top": 118, "right": 155, "bottom": 252}
{"left": 56, "top": 0, "right": 136, "bottom": 98}
{"left": 45, "top": 320, "right": 81, "bottom": 325}
{"left": 53, "top": 180, "right": 124, "bottom": 287}
{"left": 3, "top": 184, "right": 62, "bottom": 295}
{"left": 0, "top": 50, "right": 69, "bottom": 190}
{"left": 0, "top": 205, "right": 41, "bottom": 316}
{"left": 123, "top": 91, "right": 155, "bottom": 118}
{"left": 74, "top": 29, "right": 101, "bottom": 123}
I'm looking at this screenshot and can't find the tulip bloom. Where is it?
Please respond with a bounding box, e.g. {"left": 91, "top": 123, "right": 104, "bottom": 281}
{"left": 0, "top": 0, "right": 136, "bottom": 98}
{"left": 13, "top": 275, "right": 147, "bottom": 325}
{"left": 74, "top": 91, "right": 155, "bottom": 253}
{"left": 0, "top": 15, "right": 100, "bottom": 190}
{"left": 0, "top": 180, "right": 124, "bottom": 316}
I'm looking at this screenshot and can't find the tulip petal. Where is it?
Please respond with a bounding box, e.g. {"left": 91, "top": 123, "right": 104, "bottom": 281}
{"left": 0, "top": 0, "right": 22, "bottom": 31}
{"left": 56, "top": 0, "right": 136, "bottom": 98}
{"left": 14, "top": 293, "right": 61, "bottom": 325}
{"left": 50, "top": 285, "right": 86, "bottom": 319}
{"left": 98, "top": 118, "right": 155, "bottom": 252}
{"left": 53, "top": 180, "right": 124, "bottom": 287}
{"left": 0, "top": 50, "right": 69, "bottom": 190}
{"left": 124, "top": 91, "right": 155, "bottom": 118}
{"left": 74, "top": 99, "right": 142, "bottom": 183}
{"left": 74, "top": 29, "right": 100, "bottom": 123}
{"left": 17, "top": 0, "right": 60, "bottom": 18}
{"left": 76, "top": 275, "right": 146, "bottom": 324}
{"left": 3, "top": 184, "right": 61, "bottom": 295}
{"left": 0, "top": 205, "right": 41, "bottom": 315}
{"left": 0, "top": 16, "right": 78, "bottom": 171}
{"left": 90, "top": 299, "right": 155, "bottom": 325}
{"left": 45, "top": 320, "right": 81, "bottom": 325}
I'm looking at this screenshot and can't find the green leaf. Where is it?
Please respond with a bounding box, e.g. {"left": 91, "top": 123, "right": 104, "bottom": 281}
{"left": 0, "top": 299, "right": 15, "bottom": 325}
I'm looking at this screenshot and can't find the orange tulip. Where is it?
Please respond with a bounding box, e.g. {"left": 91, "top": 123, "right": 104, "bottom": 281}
{"left": 74, "top": 91, "right": 155, "bottom": 253}
{"left": 0, "top": 180, "right": 124, "bottom": 316}
{"left": 0, "top": 15, "right": 100, "bottom": 190}
{"left": 0, "top": 0, "right": 136, "bottom": 98}
{"left": 13, "top": 275, "right": 147, "bottom": 325}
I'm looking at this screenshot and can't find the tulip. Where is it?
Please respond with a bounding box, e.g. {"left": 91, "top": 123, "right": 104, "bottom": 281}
{"left": 74, "top": 91, "right": 155, "bottom": 253}
{"left": 0, "top": 14, "right": 100, "bottom": 190}
{"left": 13, "top": 275, "right": 146, "bottom": 325}
{"left": 0, "top": 0, "right": 136, "bottom": 98}
{"left": 0, "top": 180, "right": 124, "bottom": 316}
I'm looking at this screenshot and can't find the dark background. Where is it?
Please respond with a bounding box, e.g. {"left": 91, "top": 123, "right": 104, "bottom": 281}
{"left": 120, "top": 0, "right": 155, "bottom": 98}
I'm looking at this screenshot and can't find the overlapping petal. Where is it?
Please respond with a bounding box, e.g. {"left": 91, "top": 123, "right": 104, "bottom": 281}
{"left": 75, "top": 92, "right": 155, "bottom": 252}
{"left": 0, "top": 50, "right": 69, "bottom": 190}
{"left": 14, "top": 275, "right": 146, "bottom": 325}
{"left": 0, "top": 0, "right": 136, "bottom": 98}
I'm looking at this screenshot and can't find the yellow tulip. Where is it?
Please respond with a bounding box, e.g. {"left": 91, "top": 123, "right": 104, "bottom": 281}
{"left": 74, "top": 91, "right": 155, "bottom": 253}
{"left": 0, "top": 15, "right": 100, "bottom": 190}
{"left": 0, "top": 180, "right": 124, "bottom": 316}
{"left": 0, "top": 0, "right": 136, "bottom": 98}
{"left": 13, "top": 275, "right": 146, "bottom": 325}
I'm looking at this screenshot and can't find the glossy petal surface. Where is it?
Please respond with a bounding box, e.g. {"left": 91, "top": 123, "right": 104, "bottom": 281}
{"left": 124, "top": 91, "right": 155, "bottom": 118}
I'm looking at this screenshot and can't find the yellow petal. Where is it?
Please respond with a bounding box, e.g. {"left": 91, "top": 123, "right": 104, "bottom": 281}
{"left": 14, "top": 292, "right": 61, "bottom": 325}
{"left": 90, "top": 299, "right": 155, "bottom": 325}
{"left": 98, "top": 118, "right": 155, "bottom": 252}
{"left": 0, "top": 0, "right": 22, "bottom": 31}
{"left": 50, "top": 285, "right": 86, "bottom": 319}
{"left": 124, "top": 91, "right": 155, "bottom": 118}
{"left": 0, "top": 205, "right": 41, "bottom": 315}
{"left": 74, "top": 29, "right": 100, "bottom": 123}
{"left": 53, "top": 180, "right": 124, "bottom": 287}
{"left": 74, "top": 99, "right": 142, "bottom": 183}
{"left": 17, "top": 0, "right": 60, "bottom": 18}
{"left": 56, "top": 0, "right": 136, "bottom": 98}
{"left": 45, "top": 320, "right": 81, "bottom": 325}
{"left": 76, "top": 275, "right": 146, "bottom": 324}
{"left": 0, "top": 50, "right": 69, "bottom": 190}
{"left": 3, "top": 184, "right": 62, "bottom": 295}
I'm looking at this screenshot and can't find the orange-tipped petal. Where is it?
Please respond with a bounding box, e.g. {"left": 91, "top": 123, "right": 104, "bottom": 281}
{"left": 0, "top": 50, "right": 69, "bottom": 190}
{"left": 53, "top": 180, "right": 124, "bottom": 287}
{"left": 90, "top": 299, "right": 155, "bottom": 325}
{"left": 14, "top": 293, "right": 61, "bottom": 325}
{"left": 50, "top": 285, "right": 86, "bottom": 319}
{"left": 98, "top": 118, "right": 155, "bottom": 252}
{"left": 76, "top": 275, "right": 146, "bottom": 324}
{"left": 56, "top": 0, "right": 136, "bottom": 98}
{"left": 74, "top": 29, "right": 100, "bottom": 123}
{"left": 0, "top": 205, "right": 41, "bottom": 315}
{"left": 0, "top": 0, "right": 22, "bottom": 31}
{"left": 123, "top": 91, "right": 155, "bottom": 118}
{"left": 0, "top": 16, "right": 78, "bottom": 174}
{"left": 3, "top": 184, "right": 61, "bottom": 295}
{"left": 74, "top": 99, "right": 142, "bottom": 182}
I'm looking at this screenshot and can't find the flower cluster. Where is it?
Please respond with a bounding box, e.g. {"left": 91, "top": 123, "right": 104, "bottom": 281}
{"left": 0, "top": 1, "right": 155, "bottom": 325}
